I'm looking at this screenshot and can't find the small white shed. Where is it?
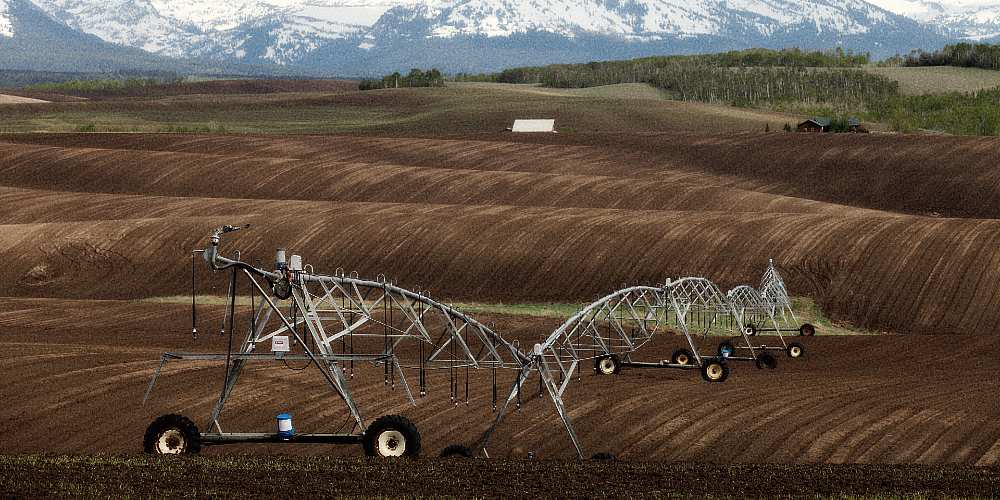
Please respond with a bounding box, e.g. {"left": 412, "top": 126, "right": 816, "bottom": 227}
{"left": 510, "top": 119, "right": 556, "bottom": 133}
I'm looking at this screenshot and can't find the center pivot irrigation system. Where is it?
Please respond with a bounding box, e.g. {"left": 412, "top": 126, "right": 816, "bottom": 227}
{"left": 143, "top": 226, "right": 816, "bottom": 459}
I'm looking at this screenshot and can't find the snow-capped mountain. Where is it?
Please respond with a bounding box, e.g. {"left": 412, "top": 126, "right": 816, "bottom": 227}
{"left": 935, "top": 4, "right": 1000, "bottom": 40}
{"left": 27, "top": 0, "right": 371, "bottom": 63}
{"left": 395, "top": 0, "right": 893, "bottom": 40}
{"left": 865, "top": 0, "right": 950, "bottom": 22}
{"left": 0, "top": 0, "right": 956, "bottom": 74}
{"left": 869, "top": 0, "right": 1000, "bottom": 40}
{"left": 0, "top": 0, "right": 13, "bottom": 37}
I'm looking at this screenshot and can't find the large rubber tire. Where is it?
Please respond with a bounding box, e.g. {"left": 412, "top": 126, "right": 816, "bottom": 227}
{"left": 440, "top": 444, "right": 473, "bottom": 458}
{"left": 671, "top": 348, "right": 694, "bottom": 366}
{"left": 363, "top": 415, "right": 421, "bottom": 458}
{"left": 718, "top": 341, "right": 735, "bottom": 359}
{"left": 700, "top": 360, "right": 729, "bottom": 383}
{"left": 143, "top": 414, "right": 201, "bottom": 455}
{"left": 787, "top": 342, "right": 805, "bottom": 359}
{"left": 745, "top": 324, "right": 758, "bottom": 336}
{"left": 799, "top": 323, "right": 816, "bottom": 336}
{"left": 594, "top": 354, "right": 621, "bottom": 375}
{"left": 756, "top": 352, "right": 778, "bottom": 370}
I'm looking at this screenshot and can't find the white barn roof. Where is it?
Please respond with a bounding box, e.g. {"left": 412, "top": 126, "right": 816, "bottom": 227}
{"left": 511, "top": 119, "right": 556, "bottom": 133}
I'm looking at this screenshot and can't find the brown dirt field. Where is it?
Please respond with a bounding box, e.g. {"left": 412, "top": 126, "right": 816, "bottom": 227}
{"left": 0, "top": 134, "right": 998, "bottom": 335}
{"left": 1, "top": 298, "right": 1000, "bottom": 465}
{"left": 6, "top": 131, "right": 999, "bottom": 218}
{"left": 0, "top": 142, "right": 864, "bottom": 214}
{"left": 1, "top": 108, "right": 999, "bottom": 477}
{"left": 107, "top": 78, "right": 358, "bottom": 99}
{"left": 3, "top": 456, "right": 999, "bottom": 498}
{"left": 2, "top": 79, "right": 358, "bottom": 102}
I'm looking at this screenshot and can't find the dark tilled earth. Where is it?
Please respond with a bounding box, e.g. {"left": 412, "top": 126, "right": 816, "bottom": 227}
{"left": 2, "top": 456, "right": 998, "bottom": 498}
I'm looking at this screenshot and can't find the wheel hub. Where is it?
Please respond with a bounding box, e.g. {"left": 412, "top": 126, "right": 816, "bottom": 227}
{"left": 156, "top": 429, "right": 185, "bottom": 454}
{"left": 599, "top": 358, "right": 615, "bottom": 374}
{"left": 378, "top": 430, "right": 406, "bottom": 457}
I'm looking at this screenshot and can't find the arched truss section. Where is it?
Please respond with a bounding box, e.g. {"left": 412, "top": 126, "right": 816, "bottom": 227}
{"left": 481, "top": 277, "right": 756, "bottom": 459}
{"left": 727, "top": 285, "right": 769, "bottom": 327}
{"left": 665, "top": 277, "right": 758, "bottom": 363}
{"left": 758, "top": 259, "right": 800, "bottom": 330}
{"left": 540, "top": 286, "right": 667, "bottom": 365}
{"left": 727, "top": 284, "right": 790, "bottom": 348}
{"left": 145, "top": 225, "right": 530, "bottom": 437}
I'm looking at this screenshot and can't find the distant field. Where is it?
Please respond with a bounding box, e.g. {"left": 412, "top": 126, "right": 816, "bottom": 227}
{"left": 451, "top": 81, "right": 669, "bottom": 100}
{"left": 0, "top": 84, "right": 803, "bottom": 135}
{"left": 867, "top": 66, "right": 1000, "bottom": 95}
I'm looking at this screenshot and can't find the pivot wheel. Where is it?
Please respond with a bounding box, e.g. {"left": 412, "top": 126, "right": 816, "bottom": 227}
{"left": 799, "top": 323, "right": 816, "bottom": 336}
{"left": 143, "top": 414, "right": 201, "bottom": 455}
{"left": 718, "top": 341, "right": 735, "bottom": 359}
{"left": 787, "top": 342, "right": 805, "bottom": 358}
{"left": 755, "top": 352, "right": 778, "bottom": 370}
{"left": 700, "top": 360, "right": 729, "bottom": 383}
{"left": 745, "top": 324, "right": 758, "bottom": 336}
{"left": 363, "top": 415, "right": 421, "bottom": 458}
{"left": 594, "top": 354, "right": 621, "bottom": 375}
{"left": 440, "top": 444, "right": 473, "bottom": 458}
{"left": 671, "top": 348, "right": 694, "bottom": 366}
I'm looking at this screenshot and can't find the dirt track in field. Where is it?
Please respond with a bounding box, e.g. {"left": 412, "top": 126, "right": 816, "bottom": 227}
{"left": 1, "top": 125, "right": 1000, "bottom": 465}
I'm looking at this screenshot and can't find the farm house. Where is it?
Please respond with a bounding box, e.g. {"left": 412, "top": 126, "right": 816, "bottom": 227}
{"left": 797, "top": 117, "right": 831, "bottom": 132}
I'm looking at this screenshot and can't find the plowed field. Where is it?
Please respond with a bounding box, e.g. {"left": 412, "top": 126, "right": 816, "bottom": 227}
{"left": 1, "top": 91, "right": 999, "bottom": 476}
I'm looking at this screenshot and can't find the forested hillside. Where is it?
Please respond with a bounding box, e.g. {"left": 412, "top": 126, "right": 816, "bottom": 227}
{"left": 463, "top": 47, "right": 1000, "bottom": 136}
{"left": 460, "top": 49, "right": 893, "bottom": 110}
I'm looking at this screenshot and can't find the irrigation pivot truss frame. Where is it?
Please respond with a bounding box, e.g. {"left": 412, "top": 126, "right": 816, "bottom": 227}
{"left": 759, "top": 259, "right": 814, "bottom": 337}
{"left": 478, "top": 276, "right": 760, "bottom": 459}
{"left": 725, "top": 259, "right": 815, "bottom": 359}
{"left": 143, "top": 224, "right": 532, "bottom": 456}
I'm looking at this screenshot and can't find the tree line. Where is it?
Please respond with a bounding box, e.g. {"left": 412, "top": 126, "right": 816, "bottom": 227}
{"left": 898, "top": 43, "right": 1000, "bottom": 71}
{"left": 454, "top": 48, "right": 871, "bottom": 84}
{"left": 360, "top": 68, "right": 445, "bottom": 90}
{"left": 0, "top": 70, "right": 181, "bottom": 89}
{"left": 455, "top": 48, "right": 893, "bottom": 109}
{"left": 25, "top": 77, "right": 179, "bottom": 93}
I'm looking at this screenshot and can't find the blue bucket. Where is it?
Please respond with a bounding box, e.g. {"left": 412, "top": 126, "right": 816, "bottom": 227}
{"left": 277, "top": 413, "right": 294, "bottom": 440}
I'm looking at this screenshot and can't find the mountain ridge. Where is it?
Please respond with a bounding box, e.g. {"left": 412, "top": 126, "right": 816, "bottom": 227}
{"left": 0, "top": 0, "right": 964, "bottom": 75}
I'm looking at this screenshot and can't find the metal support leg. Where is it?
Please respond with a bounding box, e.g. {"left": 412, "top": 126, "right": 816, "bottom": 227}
{"left": 537, "top": 358, "right": 584, "bottom": 459}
